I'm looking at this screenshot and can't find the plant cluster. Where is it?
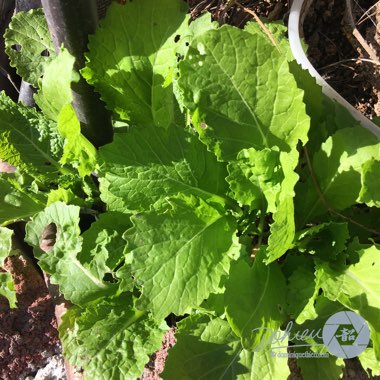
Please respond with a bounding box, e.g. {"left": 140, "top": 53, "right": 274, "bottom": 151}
{"left": 0, "top": 1, "right": 379, "bottom": 378}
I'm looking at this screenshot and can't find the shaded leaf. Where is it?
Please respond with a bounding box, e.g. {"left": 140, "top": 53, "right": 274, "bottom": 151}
{"left": 4, "top": 9, "right": 54, "bottom": 87}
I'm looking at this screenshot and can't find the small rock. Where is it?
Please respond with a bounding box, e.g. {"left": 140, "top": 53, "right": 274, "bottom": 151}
{"left": 33, "top": 355, "right": 66, "bottom": 380}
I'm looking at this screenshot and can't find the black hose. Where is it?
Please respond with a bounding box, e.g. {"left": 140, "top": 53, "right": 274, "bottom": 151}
{"left": 41, "top": 0, "right": 113, "bottom": 147}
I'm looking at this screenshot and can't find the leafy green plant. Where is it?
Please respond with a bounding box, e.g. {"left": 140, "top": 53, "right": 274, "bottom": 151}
{"left": 1, "top": 0, "right": 380, "bottom": 378}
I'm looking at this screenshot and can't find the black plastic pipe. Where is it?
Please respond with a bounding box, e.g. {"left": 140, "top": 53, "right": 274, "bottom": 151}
{"left": 0, "top": 0, "right": 18, "bottom": 100}
{"left": 41, "top": 0, "right": 113, "bottom": 147}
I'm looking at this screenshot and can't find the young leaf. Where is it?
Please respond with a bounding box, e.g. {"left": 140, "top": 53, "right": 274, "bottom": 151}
{"left": 266, "top": 149, "right": 299, "bottom": 263}
{"left": 0, "top": 93, "right": 62, "bottom": 180}
{"left": 0, "top": 227, "right": 16, "bottom": 308}
{"left": 58, "top": 104, "right": 97, "bottom": 177}
{"left": 25, "top": 202, "right": 130, "bottom": 304}
{"left": 178, "top": 26, "right": 310, "bottom": 161}
{"left": 4, "top": 9, "right": 55, "bottom": 87}
{"left": 82, "top": 0, "right": 189, "bottom": 127}
{"left": 35, "top": 48, "right": 79, "bottom": 121}
{"left": 224, "top": 249, "right": 287, "bottom": 351}
{"left": 226, "top": 147, "right": 283, "bottom": 212}
{"left": 163, "top": 314, "right": 255, "bottom": 379}
{"left": 60, "top": 295, "right": 166, "bottom": 379}
{"left": 125, "top": 195, "right": 240, "bottom": 320}
{"left": 98, "top": 125, "right": 230, "bottom": 213}
{"left": 47, "top": 188, "right": 87, "bottom": 207}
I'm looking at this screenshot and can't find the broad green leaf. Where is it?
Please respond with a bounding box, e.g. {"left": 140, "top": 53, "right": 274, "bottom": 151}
{"left": 60, "top": 295, "right": 166, "bottom": 379}
{"left": 0, "top": 92, "right": 62, "bottom": 180}
{"left": 25, "top": 202, "right": 129, "bottom": 304}
{"left": 4, "top": 9, "right": 54, "bottom": 87}
{"left": 296, "top": 127, "right": 380, "bottom": 224}
{"left": 225, "top": 249, "right": 287, "bottom": 351}
{"left": 0, "top": 227, "right": 16, "bottom": 307}
{"left": 35, "top": 48, "right": 79, "bottom": 121}
{"left": 82, "top": 0, "right": 189, "bottom": 127}
{"left": 58, "top": 104, "right": 97, "bottom": 177}
{"left": 359, "top": 160, "right": 380, "bottom": 208}
{"left": 0, "top": 177, "right": 45, "bottom": 226}
{"left": 359, "top": 348, "right": 380, "bottom": 376}
{"left": 163, "top": 314, "right": 255, "bottom": 380}
{"left": 98, "top": 124, "right": 230, "bottom": 213}
{"left": 178, "top": 26, "right": 309, "bottom": 161}
{"left": 126, "top": 195, "right": 240, "bottom": 319}
{"left": 317, "top": 245, "right": 380, "bottom": 358}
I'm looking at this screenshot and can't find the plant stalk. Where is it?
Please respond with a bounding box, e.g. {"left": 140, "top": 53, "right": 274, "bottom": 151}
{"left": 41, "top": 0, "right": 113, "bottom": 147}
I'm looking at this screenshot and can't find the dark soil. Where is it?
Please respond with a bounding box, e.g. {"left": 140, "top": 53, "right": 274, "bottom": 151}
{"left": 140, "top": 329, "right": 177, "bottom": 380}
{"left": 0, "top": 255, "right": 60, "bottom": 380}
{"left": 303, "top": 0, "right": 380, "bottom": 119}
